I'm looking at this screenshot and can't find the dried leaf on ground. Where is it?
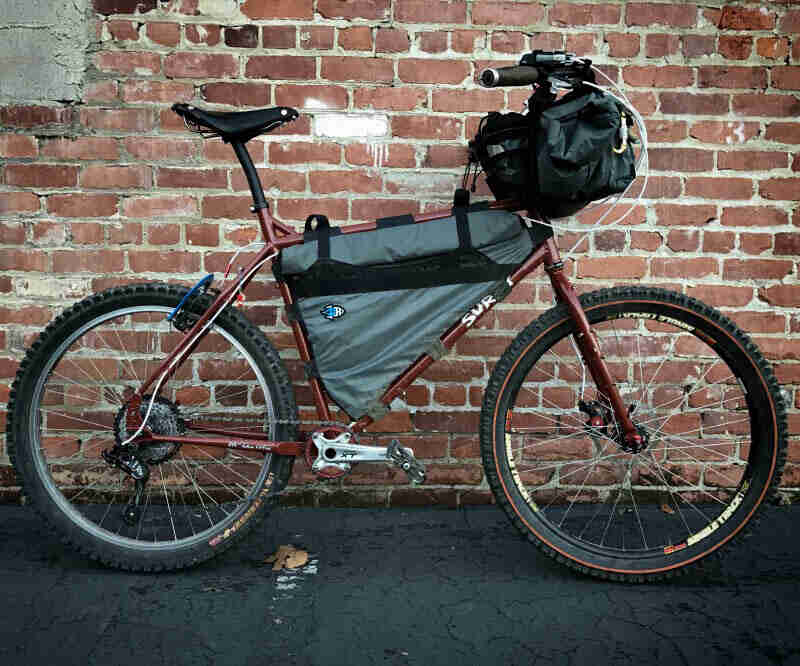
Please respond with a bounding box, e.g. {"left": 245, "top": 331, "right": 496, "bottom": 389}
{"left": 265, "top": 544, "right": 309, "bottom": 571}
{"left": 660, "top": 502, "right": 676, "bottom": 514}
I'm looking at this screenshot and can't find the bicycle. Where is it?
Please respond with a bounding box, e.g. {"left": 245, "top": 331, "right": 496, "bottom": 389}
{"left": 6, "top": 52, "right": 787, "bottom": 582}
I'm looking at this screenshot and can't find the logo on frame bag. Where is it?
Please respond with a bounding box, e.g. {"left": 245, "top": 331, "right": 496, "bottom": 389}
{"left": 320, "top": 304, "right": 346, "bottom": 320}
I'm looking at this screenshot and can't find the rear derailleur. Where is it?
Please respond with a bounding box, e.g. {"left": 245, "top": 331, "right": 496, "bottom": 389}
{"left": 101, "top": 446, "right": 149, "bottom": 526}
{"left": 306, "top": 426, "right": 425, "bottom": 484}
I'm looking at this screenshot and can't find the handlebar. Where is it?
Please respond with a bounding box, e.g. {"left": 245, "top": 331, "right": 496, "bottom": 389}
{"left": 480, "top": 65, "right": 540, "bottom": 88}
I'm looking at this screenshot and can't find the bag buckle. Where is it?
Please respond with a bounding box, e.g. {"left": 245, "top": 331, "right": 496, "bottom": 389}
{"left": 612, "top": 111, "right": 628, "bottom": 154}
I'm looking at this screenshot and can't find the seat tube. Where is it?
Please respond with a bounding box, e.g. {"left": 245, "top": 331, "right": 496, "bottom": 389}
{"left": 543, "top": 239, "right": 641, "bottom": 446}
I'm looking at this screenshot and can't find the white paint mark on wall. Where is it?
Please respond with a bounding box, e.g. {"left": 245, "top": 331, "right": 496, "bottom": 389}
{"left": 314, "top": 113, "right": 389, "bottom": 138}
{"left": 368, "top": 142, "right": 388, "bottom": 168}
{"left": 303, "top": 98, "right": 333, "bottom": 110}
{"left": 732, "top": 121, "right": 746, "bottom": 144}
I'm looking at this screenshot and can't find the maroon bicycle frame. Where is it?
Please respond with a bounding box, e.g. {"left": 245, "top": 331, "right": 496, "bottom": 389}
{"left": 134, "top": 139, "right": 642, "bottom": 457}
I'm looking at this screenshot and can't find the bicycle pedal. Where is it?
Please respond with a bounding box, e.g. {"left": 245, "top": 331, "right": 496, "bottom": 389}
{"left": 386, "top": 439, "right": 426, "bottom": 485}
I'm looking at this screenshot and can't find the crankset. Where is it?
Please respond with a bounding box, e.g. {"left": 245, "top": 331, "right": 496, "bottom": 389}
{"left": 306, "top": 427, "right": 426, "bottom": 484}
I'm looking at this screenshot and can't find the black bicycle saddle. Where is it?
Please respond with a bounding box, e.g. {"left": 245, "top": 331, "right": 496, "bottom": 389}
{"left": 171, "top": 103, "right": 299, "bottom": 142}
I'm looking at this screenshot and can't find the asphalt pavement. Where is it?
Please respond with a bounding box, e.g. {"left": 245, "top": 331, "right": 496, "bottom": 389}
{"left": 1, "top": 503, "right": 799, "bottom": 666}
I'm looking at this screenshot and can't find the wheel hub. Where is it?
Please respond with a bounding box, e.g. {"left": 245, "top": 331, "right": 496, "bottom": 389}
{"left": 114, "top": 395, "right": 184, "bottom": 464}
{"left": 579, "top": 399, "right": 649, "bottom": 453}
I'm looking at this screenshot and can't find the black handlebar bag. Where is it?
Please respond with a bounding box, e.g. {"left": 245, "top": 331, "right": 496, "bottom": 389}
{"left": 471, "top": 87, "right": 636, "bottom": 218}
{"left": 274, "top": 206, "right": 550, "bottom": 420}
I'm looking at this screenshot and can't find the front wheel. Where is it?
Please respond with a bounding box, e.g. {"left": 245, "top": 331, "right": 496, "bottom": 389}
{"left": 7, "top": 283, "right": 297, "bottom": 571}
{"left": 480, "top": 287, "right": 787, "bottom": 581}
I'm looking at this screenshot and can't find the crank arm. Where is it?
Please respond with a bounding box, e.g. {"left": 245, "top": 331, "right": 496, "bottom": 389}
{"left": 311, "top": 435, "right": 389, "bottom": 464}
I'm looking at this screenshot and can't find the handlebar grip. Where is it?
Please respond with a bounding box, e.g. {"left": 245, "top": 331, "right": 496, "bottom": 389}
{"left": 479, "top": 65, "right": 540, "bottom": 88}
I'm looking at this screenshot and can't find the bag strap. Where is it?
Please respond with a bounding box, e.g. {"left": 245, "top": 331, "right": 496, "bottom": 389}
{"left": 452, "top": 189, "right": 472, "bottom": 250}
{"left": 304, "top": 214, "right": 331, "bottom": 260}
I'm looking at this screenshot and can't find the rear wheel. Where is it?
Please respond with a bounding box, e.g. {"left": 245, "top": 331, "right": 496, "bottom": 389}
{"left": 481, "top": 287, "right": 786, "bottom": 581}
{"left": 7, "top": 283, "right": 297, "bottom": 571}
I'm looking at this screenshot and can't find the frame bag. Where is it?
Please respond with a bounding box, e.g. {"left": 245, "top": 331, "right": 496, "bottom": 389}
{"left": 274, "top": 205, "right": 549, "bottom": 419}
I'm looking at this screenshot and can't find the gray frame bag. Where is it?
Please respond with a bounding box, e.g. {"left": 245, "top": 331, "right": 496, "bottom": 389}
{"left": 273, "top": 203, "right": 551, "bottom": 419}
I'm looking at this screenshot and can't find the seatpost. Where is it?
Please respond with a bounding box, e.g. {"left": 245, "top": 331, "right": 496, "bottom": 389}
{"left": 230, "top": 140, "right": 278, "bottom": 243}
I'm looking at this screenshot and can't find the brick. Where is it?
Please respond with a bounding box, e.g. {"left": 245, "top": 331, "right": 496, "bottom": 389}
{"left": 53, "top": 250, "right": 124, "bottom": 273}
{"left": 739, "top": 232, "right": 772, "bottom": 255}
{"left": 660, "top": 93, "right": 729, "bottom": 116}
{"left": 758, "top": 285, "right": 800, "bottom": 307}
{"left": 262, "top": 26, "right": 296, "bottom": 49}
{"left": 95, "top": 50, "right": 160, "bottom": 74}
{"left": 276, "top": 85, "right": 346, "bottom": 112}
{"left": 299, "top": 27, "right": 334, "bottom": 50}
{"left": 0, "top": 134, "right": 37, "bottom": 158}
{"left": 719, "top": 6, "right": 775, "bottom": 30}
{"left": 241, "top": 0, "right": 313, "bottom": 19}
{"left": 84, "top": 80, "right": 119, "bottom": 103}
{"left": 123, "top": 137, "right": 194, "bottom": 161}
{"left": 396, "top": 0, "right": 466, "bottom": 23}
{"left": 630, "top": 231, "right": 662, "bottom": 251}
{"left": 773, "top": 233, "right": 800, "bottom": 256}
{"left": 623, "top": 66, "right": 693, "bottom": 88}
{"left": 606, "top": 33, "right": 639, "bottom": 58}
{"left": 224, "top": 25, "right": 258, "bottom": 49}
{"left": 147, "top": 223, "right": 179, "bottom": 245}
{"left": 492, "top": 31, "right": 526, "bottom": 54}
{"left": 780, "top": 10, "right": 800, "bottom": 33}
{"left": 376, "top": 28, "right": 410, "bottom": 53}
{"left": 765, "top": 123, "right": 800, "bottom": 144}
{"left": 275, "top": 198, "right": 348, "bottom": 223}
{"left": 690, "top": 121, "right": 759, "bottom": 145}
{"left": 165, "top": 53, "right": 237, "bottom": 78}
{"left": 201, "top": 82, "right": 268, "bottom": 108}
{"left": 685, "top": 177, "right": 752, "bottom": 200}
{"left": 649, "top": 148, "right": 714, "bottom": 172}
{"left": 703, "top": 230, "right": 736, "bottom": 254}
{"left": 354, "top": 86, "right": 427, "bottom": 111}
{"left": 577, "top": 257, "right": 647, "bottom": 279}
{"left": 93, "top": 0, "right": 156, "bottom": 15}
{"left": 202, "top": 195, "right": 258, "bottom": 219}
{"left": 652, "top": 257, "right": 717, "bottom": 278}
{"left": 309, "top": 170, "right": 381, "bottom": 194}
{"left": 666, "top": 229, "right": 699, "bottom": 252}
{"left": 472, "top": 1, "right": 544, "bottom": 25}
{"left": 5, "top": 164, "right": 78, "bottom": 188}
{"left": 772, "top": 67, "right": 800, "bottom": 91}
{"left": 40, "top": 137, "right": 118, "bottom": 161}
{"left": 0, "top": 105, "right": 70, "bottom": 128}
{"left": 123, "top": 195, "right": 197, "bottom": 218}
{"left": 626, "top": 3, "right": 697, "bottom": 28}
{"left": 425, "top": 144, "right": 469, "bottom": 168}
{"left": 698, "top": 67, "right": 767, "bottom": 90}
{"left": 157, "top": 167, "right": 227, "bottom": 189}
{"left": 398, "top": 59, "right": 469, "bottom": 85}
{"left": 122, "top": 80, "right": 193, "bottom": 103}
{"left": 351, "top": 198, "right": 419, "bottom": 220}
{"left": 723, "top": 259, "right": 793, "bottom": 281}
{"left": 452, "top": 30, "right": 487, "bottom": 53}
{"left": 640, "top": 175, "right": 682, "bottom": 199}
{"left": 565, "top": 33, "right": 595, "bottom": 56}
{"left": 655, "top": 204, "right": 717, "bottom": 226}
{"left": 733, "top": 95, "right": 800, "bottom": 118}
{"left": 269, "top": 141, "right": 340, "bottom": 165}
{"left": 0, "top": 222, "right": 25, "bottom": 244}
{"left": 760, "top": 178, "right": 800, "bottom": 201}
{"left": 321, "top": 57, "right": 392, "bottom": 83}
{"left": 757, "top": 38, "right": 789, "bottom": 60}
{"left": 185, "top": 24, "right": 221, "bottom": 46}
{"left": 718, "top": 35, "right": 752, "bottom": 61}
{"left": 721, "top": 206, "right": 787, "bottom": 227}
{"left": 718, "top": 151, "right": 786, "bottom": 171}
{"left": 339, "top": 27, "right": 372, "bottom": 51}
{"left": 0, "top": 248, "right": 48, "bottom": 272}
{"left": 689, "top": 285, "right": 752, "bottom": 307}
{"left": 129, "top": 251, "right": 200, "bottom": 273}
{"left": 80, "top": 108, "right": 153, "bottom": 132}
{"left": 431, "top": 89, "right": 503, "bottom": 112}
{"left": 147, "top": 21, "right": 180, "bottom": 46}
{"left": 108, "top": 20, "right": 138, "bottom": 40}
{"left": 682, "top": 34, "right": 715, "bottom": 58}
{"left": 47, "top": 193, "right": 118, "bottom": 217}
{"left": 550, "top": 3, "right": 620, "bottom": 26}
{"left": 80, "top": 164, "right": 150, "bottom": 190}
{"left": 645, "top": 120, "right": 687, "bottom": 143}
{"left": 392, "top": 116, "right": 461, "bottom": 139}
{"left": 646, "top": 34, "right": 680, "bottom": 58}
{"left": 316, "top": 0, "right": 389, "bottom": 20}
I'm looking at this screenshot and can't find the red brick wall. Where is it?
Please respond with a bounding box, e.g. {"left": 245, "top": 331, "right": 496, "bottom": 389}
{"left": 1, "top": 1, "right": 798, "bottom": 505}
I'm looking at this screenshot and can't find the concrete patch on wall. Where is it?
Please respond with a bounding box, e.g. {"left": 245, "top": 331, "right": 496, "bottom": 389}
{"left": 0, "top": 0, "right": 90, "bottom": 102}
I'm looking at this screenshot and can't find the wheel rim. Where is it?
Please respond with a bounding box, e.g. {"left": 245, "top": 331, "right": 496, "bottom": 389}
{"left": 30, "top": 305, "right": 277, "bottom": 551}
{"left": 498, "top": 301, "right": 773, "bottom": 569}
